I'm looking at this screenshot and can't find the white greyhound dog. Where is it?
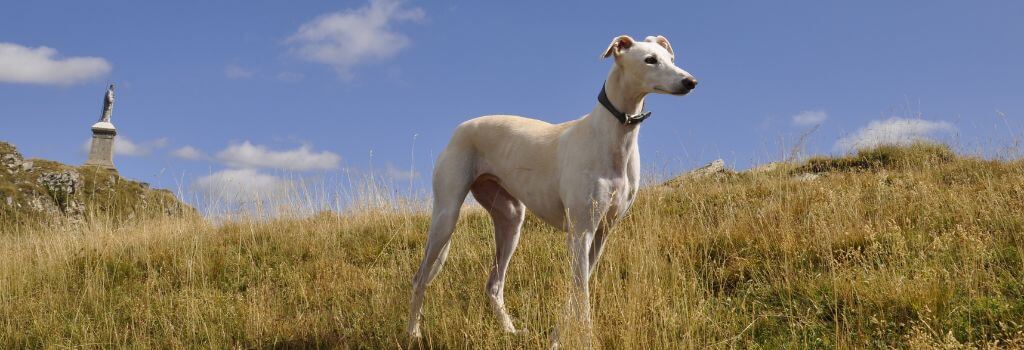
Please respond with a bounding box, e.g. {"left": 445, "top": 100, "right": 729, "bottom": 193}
{"left": 406, "top": 34, "right": 697, "bottom": 341}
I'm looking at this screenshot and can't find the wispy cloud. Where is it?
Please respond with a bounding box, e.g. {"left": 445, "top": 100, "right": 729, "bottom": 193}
{"left": 792, "top": 110, "right": 827, "bottom": 126}
{"left": 835, "top": 118, "right": 956, "bottom": 151}
{"left": 385, "top": 163, "right": 419, "bottom": 181}
{"left": 193, "top": 168, "right": 291, "bottom": 204}
{"left": 217, "top": 141, "right": 341, "bottom": 171}
{"left": 81, "top": 136, "right": 168, "bottom": 156}
{"left": 276, "top": 71, "right": 304, "bottom": 82}
{"left": 0, "top": 43, "right": 111, "bottom": 85}
{"left": 224, "top": 64, "right": 254, "bottom": 79}
{"left": 116, "top": 137, "right": 168, "bottom": 156}
{"left": 287, "top": 0, "right": 425, "bottom": 76}
{"left": 171, "top": 145, "right": 208, "bottom": 160}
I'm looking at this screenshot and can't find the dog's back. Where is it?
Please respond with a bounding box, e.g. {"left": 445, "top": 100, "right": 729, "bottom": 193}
{"left": 441, "top": 114, "right": 576, "bottom": 223}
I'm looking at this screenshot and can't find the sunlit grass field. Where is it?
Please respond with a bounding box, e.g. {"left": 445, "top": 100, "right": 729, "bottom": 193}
{"left": 2, "top": 144, "right": 1023, "bottom": 348}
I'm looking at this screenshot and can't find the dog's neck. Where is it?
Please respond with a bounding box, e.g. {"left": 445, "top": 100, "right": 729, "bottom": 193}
{"left": 585, "top": 66, "right": 646, "bottom": 158}
{"left": 600, "top": 67, "right": 648, "bottom": 124}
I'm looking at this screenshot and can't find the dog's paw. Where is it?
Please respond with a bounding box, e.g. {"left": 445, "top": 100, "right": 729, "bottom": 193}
{"left": 407, "top": 325, "right": 423, "bottom": 339}
{"left": 548, "top": 328, "right": 560, "bottom": 350}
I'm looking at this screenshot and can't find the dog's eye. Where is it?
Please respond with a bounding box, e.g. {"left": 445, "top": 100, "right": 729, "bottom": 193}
{"left": 644, "top": 56, "right": 658, "bottom": 65}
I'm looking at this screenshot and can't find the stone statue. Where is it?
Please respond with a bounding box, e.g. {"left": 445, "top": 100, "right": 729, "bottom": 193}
{"left": 86, "top": 83, "right": 118, "bottom": 169}
{"left": 99, "top": 84, "right": 115, "bottom": 123}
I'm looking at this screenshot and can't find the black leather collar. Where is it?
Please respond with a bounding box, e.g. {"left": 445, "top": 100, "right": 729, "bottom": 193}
{"left": 598, "top": 83, "right": 651, "bottom": 125}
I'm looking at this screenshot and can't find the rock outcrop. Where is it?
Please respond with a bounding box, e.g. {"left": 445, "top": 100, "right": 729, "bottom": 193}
{"left": 663, "top": 159, "right": 738, "bottom": 186}
{"left": 746, "top": 162, "right": 780, "bottom": 174}
{"left": 687, "top": 159, "right": 732, "bottom": 178}
{"left": 1, "top": 141, "right": 192, "bottom": 225}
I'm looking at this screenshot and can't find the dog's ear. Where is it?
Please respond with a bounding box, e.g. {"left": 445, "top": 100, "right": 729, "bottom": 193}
{"left": 646, "top": 35, "right": 674, "bottom": 57}
{"left": 601, "top": 35, "right": 635, "bottom": 59}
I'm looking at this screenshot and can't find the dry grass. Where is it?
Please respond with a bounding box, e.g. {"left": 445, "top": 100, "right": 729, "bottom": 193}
{"left": 2, "top": 144, "right": 1023, "bottom": 349}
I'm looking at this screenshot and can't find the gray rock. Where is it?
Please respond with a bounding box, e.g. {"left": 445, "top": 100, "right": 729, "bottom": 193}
{"left": 688, "top": 159, "right": 733, "bottom": 178}
{"left": 36, "top": 170, "right": 85, "bottom": 216}
{"left": 2, "top": 153, "right": 23, "bottom": 173}
{"left": 747, "top": 162, "right": 780, "bottom": 174}
{"left": 793, "top": 173, "right": 822, "bottom": 182}
{"left": 38, "top": 170, "right": 81, "bottom": 196}
{"left": 28, "top": 196, "right": 57, "bottom": 214}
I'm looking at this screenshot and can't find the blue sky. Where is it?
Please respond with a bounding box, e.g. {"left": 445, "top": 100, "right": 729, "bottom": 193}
{"left": 2, "top": 1, "right": 1023, "bottom": 206}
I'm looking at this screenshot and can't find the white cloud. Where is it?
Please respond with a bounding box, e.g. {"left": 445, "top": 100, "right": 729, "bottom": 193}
{"left": 115, "top": 137, "right": 167, "bottom": 156}
{"left": 193, "top": 168, "right": 291, "bottom": 204}
{"left": 792, "top": 110, "right": 827, "bottom": 126}
{"left": 835, "top": 118, "right": 956, "bottom": 151}
{"left": 224, "top": 64, "right": 254, "bottom": 79}
{"left": 0, "top": 43, "right": 111, "bottom": 85}
{"left": 287, "top": 0, "right": 425, "bottom": 75}
{"left": 217, "top": 141, "right": 341, "bottom": 171}
{"left": 81, "top": 136, "right": 168, "bottom": 156}
{"left": 171, "top": 145, "right": 207, "bottom": 160}
{"left": 385, "top": 163, "right": 419, "bottom": 181}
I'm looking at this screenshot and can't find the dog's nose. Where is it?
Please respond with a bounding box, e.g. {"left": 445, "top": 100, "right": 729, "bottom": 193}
{"left": 682, "top": 78, "right": 698, "bottom": 90}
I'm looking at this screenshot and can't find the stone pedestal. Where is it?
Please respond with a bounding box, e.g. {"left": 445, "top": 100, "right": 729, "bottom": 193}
{"left": 84, "top": 121, "right": 116, "bottom": 169}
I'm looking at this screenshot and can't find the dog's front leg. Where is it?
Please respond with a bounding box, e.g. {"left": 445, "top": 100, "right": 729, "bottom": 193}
{"left": 553, "top": 225, "right": 595, "bottom": 349}
{"left": 568, "top": 225, "right": 594, "bottom": 319}
{"left": 558, "top": 200, "right": 610, "bottom": 348}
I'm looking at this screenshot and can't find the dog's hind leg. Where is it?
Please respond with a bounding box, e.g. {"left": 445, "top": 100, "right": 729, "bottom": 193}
{"left": 471, "top": 178, "right": 526, "bottom": 333}
{"left": 407, "top": 148, "right": 474, "bottom": 339}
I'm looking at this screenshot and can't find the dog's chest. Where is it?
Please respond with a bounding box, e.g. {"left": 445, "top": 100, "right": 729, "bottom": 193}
{"left": 604, "top": 175, "right": 637, "bottom": 221}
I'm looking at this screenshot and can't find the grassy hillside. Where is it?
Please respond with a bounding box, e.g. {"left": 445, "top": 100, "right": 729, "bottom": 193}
{"left": 1, "top": 144, "right": 1022, "bottom": 348}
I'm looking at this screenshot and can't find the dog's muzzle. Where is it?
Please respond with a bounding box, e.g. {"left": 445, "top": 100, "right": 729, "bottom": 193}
{"left": 675, "top": 77, "right": 698, "bottom": 95}
{"left": 682, "top": 77, "right": 698, "bottom": 90}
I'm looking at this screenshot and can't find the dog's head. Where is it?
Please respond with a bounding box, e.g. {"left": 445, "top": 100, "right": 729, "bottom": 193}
{"left": 602, "top": 35, "right": 697, "bottom": 95}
